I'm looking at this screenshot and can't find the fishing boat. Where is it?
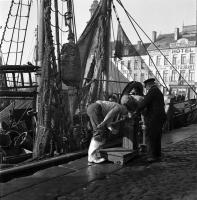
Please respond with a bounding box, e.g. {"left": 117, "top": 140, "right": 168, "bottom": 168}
{"left": 0, "top": 0, "right": 130, "bottom": 169}
{"left": 0, "top": 0, "right": 197, "bottom": 172}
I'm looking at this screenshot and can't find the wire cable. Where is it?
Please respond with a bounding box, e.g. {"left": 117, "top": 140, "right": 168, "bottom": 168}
{"left": 116, "top": 0, "right": 197, "bottom": 95}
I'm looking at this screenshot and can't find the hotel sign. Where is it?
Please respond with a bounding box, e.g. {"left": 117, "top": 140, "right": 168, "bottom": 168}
{"left": 170, "top": 38, "right": 196, "bottom": 48}
{"left": 171, "top": 48, "right": 194, "bottom": 54}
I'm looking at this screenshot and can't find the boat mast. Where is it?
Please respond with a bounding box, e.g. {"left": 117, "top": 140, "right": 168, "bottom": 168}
{"left": 54, "top": 0, "right": 61, "bottom": 74}
{"left": 102, "top": 0, "right": 112, "bottom": 99}
{"left": 37, "top": 0, "right": 44, "bottom": 67}
{"left": 36, "top": 0, "right": 45, "bottom": 112}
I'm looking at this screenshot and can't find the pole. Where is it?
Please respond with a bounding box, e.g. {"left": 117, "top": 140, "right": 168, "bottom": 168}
{"left": 36, "top": 0, "right": 44, "bottom": 112}
{"left": 195, "top": 0, "right": 197, "bottom": 98}
{"left": 102, "top": 0, "right": 112, "bottom": 99}
{"left": 54, "top": 0, "right": 61, "bottom": 74}
{"left": 37, "top": 0, "right": 44, "bottom": 66}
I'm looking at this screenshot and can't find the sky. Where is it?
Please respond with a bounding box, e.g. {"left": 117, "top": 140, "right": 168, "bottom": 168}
{"left": 0, "top": 0, "right": 196, "bottom": 64}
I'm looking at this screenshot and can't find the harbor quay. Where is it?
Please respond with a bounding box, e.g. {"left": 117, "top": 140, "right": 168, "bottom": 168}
{"left": 1, "top": 124, "right": 197, "bottom": 200}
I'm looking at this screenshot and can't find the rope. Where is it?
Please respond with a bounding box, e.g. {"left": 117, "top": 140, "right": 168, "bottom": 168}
{"left": 110, "top": 15, "right": 122, "bottom": 94}
{"left": 6, "top": 0, "right": 20, "bottom": 65}
{"left": 71, "top": 0, "right": 77, "bottom": 42}
{"left": 2, "top": 39, "right": 24, "bottom": 43}
{"left": 49, "top": 22, "right": 69, "bottom": 32}
{"left": 11, "top": 102, "right": 32, "bottom": 128}
{"left": 0, "top": 0, "right": 14, "bottom": 49}
{"left": 6, "top": 26, "right": 26, "bottom": 30}
{"left": 115, "top": 0, "right": 167, "bottom": 89}
{"left": 13, "top": 1, "right": 30, "bottom": 7}
{"left": 116, "top": 0, "right": 197, "bottom": 96}
{"left": 1, "top": 51, "right": 22, "bottom": 54}
{"left": 19, "top": 0, "right": 32, "bottom": 65}
{"left": 15, "top": 0, "right": 23, "bottom": 65}
{"left": 10, "top": 14, "right": 29, "bottom": 18}
{"left": 50, "top": 7, "right": 65, "bottom": 17}
{"left": 0, "top": 0, "right": 32, "bottom": 67}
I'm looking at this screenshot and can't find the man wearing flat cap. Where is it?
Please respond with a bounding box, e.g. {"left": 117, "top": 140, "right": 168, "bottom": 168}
{"left": 137, "top": 78, "right": 166, "bottom": 163}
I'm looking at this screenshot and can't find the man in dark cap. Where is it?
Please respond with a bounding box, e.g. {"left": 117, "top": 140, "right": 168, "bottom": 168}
{"left": 137, "top": 78, "right": 166, "bottom": 163}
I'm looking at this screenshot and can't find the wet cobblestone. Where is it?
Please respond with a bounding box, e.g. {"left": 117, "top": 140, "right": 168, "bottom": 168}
{"left": 65, "top": 135, "right": 197, "bottom": 200}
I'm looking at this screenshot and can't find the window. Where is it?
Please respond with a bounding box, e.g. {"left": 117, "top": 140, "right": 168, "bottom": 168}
{"left": 6, "top": 73, "right": 14, "bottom": 87}
{"left": 127, "top": 73, "right": 132, "bottom": 80}
{"left": 156, "top": 71, "right": 160, "bottom": 80}
{"left": 180, "top": 70, "right": 185, "bottom": 80}
{"left": 15, "top": 73, "right": 23, "bottom": 86}
{"left": 134, "top": 73, "right": 137, "bottom": 81}
{"left": 141, "top": 60, "right": 145, "bottom": 69}
{"left": 148, "top": 71, "right": 152, "bottom": 78}
{"left": 127, "top": 60, "right": 131, "bottom": 70}
{"left": 172, "top": 55, "right": 177, "bottom": 65}
{"left": 156, "top": 56, "right": 161, "bottom": 66}
{"left": 140, "top": 73, "right": 145, "bottom": 82}
{"left": 163, "top": 70, "right": 168, "bottom": 82}
{"left": 121, "top": 61, "right": 124, "bottom": 70}
{"left": 190, "top": 53, "right": 195, "bottom": 64}
{"left": 134, "top": 60, "right": 138, "bottom": 70}
{"left": 171, "top": 70, "right": 176, "bottom": 81}
{"left": 164, "top": 55, "right": 169, "bottom": 65}
{"left": 178, "top": 70, "right": 185, "bottom": 85}
{"left": 149, "top": 56, "right": 153, "bottom": 66}
{"left": 122, "top": 70, "right": 127, "bottom": 74}
{"left": 181, "top": 54, "right": 186, "bottom": 64}
{"left": 124, "top": 48, "right": 129, "bottom": 56}
{"left": 189, "top": 71, "right": 195, "bottom": 81}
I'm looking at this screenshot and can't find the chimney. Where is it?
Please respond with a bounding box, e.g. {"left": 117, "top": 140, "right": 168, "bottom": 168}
{"left": 152, "top": 31, "right": 157, "bottom": 42}
{"left": 174, "top": 28, "right": 179, "bottom": 41}
{"left": 89, "top": 0, "right": 99, "bottom": 17}
{"left": 137, "top": 41, "right": 142, "bottom": 50}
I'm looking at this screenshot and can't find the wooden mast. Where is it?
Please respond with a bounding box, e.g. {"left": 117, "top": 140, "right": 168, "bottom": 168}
{"left": 37, "top": 0, "right": 44, "bottom": 68}
{"left": 102, "top": 0, "right": 112, "bottom": 99}
{"left": 54, "top": 0, "right": 61, "bottom": 74}
{"left": 33, "top": 0, "right": 63, "bottom": 158}
{"left": 36, "top": 0, "right": 45, "bottom": 112}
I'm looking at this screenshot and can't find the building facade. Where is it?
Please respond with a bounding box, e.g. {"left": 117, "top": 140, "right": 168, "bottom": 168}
{"left": 112, "top": 41, "right": 151, "bottom": 83}
{"left": 113, "top": 25, "right": 197, "bottom": 99}
{"left": 148, "top": 25, "right": 196, "bottom": 98}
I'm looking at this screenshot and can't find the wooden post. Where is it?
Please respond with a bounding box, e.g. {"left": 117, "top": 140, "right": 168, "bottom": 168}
{"left": 37, "top": 0, "right": 44, "bottom": 67}
{"left": 54, "top": 0, "right": 61, "bottom": 74}
{"left": 36, "top": 0, "right": 44, "bottom": 113}
{"left": 102, "top": 0, "right": 112, "bottom": 100}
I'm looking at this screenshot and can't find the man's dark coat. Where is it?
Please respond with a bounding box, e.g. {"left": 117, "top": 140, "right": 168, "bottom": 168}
{"left": 138, "top": 85, "right": 166, "bottom": 159}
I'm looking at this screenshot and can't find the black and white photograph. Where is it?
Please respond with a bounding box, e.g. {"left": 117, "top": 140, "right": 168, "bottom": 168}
{"left": 0, "top": 0, "right": 197, "bottom": 199}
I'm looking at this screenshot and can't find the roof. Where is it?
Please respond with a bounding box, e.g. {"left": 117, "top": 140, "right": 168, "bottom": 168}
{"left": 132, "top": 43, "right": 151, "bottom": 56}
{"left": 110, "top": 41, "right": 151, "bottom": 57}
{"left": 182, "top": 25, "right": 196, "bottom": 35}
{"left": 148, "top": 25, "right": 197, "bottom": 50}
{"left": 148, "top": 33, "right": 175, "bottom": 50}
{"left": 108, "top": 60, "right": 129, "bottom": 93}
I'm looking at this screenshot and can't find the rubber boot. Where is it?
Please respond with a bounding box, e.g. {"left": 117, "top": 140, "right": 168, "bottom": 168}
{"left": 88, "top": 138, "right": 105, "bottom": 164}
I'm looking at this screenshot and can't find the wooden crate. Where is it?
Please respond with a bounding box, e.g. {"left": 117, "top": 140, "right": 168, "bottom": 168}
{"left": 100, "top": 147, "right": 138, "bottom": 165}
{"left": 99, "top": 118, "right": 139, "bottom": 165}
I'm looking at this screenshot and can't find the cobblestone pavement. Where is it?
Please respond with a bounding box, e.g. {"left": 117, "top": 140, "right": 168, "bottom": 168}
{"left": 60, "top": 135, "right": 197, "bottom": 200}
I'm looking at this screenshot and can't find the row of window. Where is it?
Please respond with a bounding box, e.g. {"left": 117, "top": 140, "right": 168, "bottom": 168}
{"left": 150, "top": 53, "right": 195, "bottom": 66}
{"left": 121, "top": 59, "right": 146, "bottom": 70}
{"left": 132, "top": 70, "right": 195, "bottom": 82}
{"left": 120, "top": 53, "right": 195, "bottom": 71}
